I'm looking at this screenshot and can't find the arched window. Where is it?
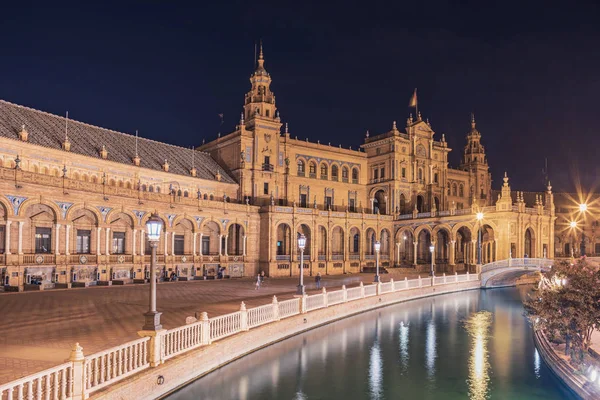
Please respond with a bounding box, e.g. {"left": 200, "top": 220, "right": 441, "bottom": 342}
{"left": 184, "top": 191, "right": 189, "bottom": 198}
{"left": 203, "top": 194, "right": 208, "bottom": 200}
{"left": 309, "top": 162, "right": 317, "bottom": 177}
{"left": 141, "top": 184, "right": 147, "bottom": 191}
{"left": 418, "top": 168, "right": 423, "bottom": 182}
{"left": 209, "top": 194, "right": 214, "bottom": 201}
{"left": 342, "top": 167, "right": 349, "bottom": 182}
{"left": 352, "top": 168, "right": 359, "bottom": 183}
{"left": 297, "top": 160, "right": 305, "bottom": 176}
{"left": 459, "top": 184, "right": 464, "bottom": 197}
{"left": 156, "top": 186, "right": 161, "bottom": 193}
{"left": 331, "top": 165, "right": 339, "bottom": 181}
{"left": 452, "top": 183, "right": 457, "bottom": 196}
{"left": 320, "top": 164, "right": 328, "bottom": 179}
{"left": 434, "top": 173, "right": 439, "bottom": 183}
{"left": 149, "top": 185, "right": 154, "bottom": 192}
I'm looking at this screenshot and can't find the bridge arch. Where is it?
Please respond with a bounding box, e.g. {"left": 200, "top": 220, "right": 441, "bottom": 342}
{"left": 480, "top": 258, "right": 553, "bottom": 288}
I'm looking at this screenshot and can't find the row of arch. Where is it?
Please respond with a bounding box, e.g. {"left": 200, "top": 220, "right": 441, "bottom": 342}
{"left": 297, "top": 159, "right": 359, "bottom": 183}
{"left": 0, "top": 200, "right": 246, "bottom": 257}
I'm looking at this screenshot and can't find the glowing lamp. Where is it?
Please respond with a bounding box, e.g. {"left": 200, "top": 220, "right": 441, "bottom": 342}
{"left": 145, "top": 213, "right": 163, "bottom": 242}
{"left": 579, "top": 203, "right": 588, "bottom": 212}
{"left": 476, "top": 212, "right": 484, "bottom": 221}
{"left": 570, "top": 221, "right": 577, "bottom": 229}
{"left": 298, "top": 234, "right": 306, "bottom": 250}
{"left": 429, "top": 244, "right": 435, "bottom": 253}
{"left": 374, "top": 240, "right": 381, "bottom": 253}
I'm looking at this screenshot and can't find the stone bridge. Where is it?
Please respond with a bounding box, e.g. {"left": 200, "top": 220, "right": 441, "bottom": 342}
{"left": 480, "top": 258, "right": 554, "bottom": 288}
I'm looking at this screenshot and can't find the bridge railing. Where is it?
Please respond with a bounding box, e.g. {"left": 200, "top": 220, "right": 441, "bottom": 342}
{"left": 481, "top": 258, "right": 554, "bottom": 274}
{"left": 0, "top": 273, "right": 480, "bottom": 400}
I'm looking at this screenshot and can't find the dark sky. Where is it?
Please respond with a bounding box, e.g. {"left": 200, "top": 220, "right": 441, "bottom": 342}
{"left": 1, "top": 1, "right": 599, "bottom": 193}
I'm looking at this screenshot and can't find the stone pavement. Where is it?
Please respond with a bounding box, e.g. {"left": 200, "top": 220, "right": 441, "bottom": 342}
{"left": 0, "top": 270, "right": 422, "bottom": 384}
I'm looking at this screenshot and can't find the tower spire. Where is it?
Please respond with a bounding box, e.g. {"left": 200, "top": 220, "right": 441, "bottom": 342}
{"left": 471, "top": 112, "right": 476, "bottom": 129}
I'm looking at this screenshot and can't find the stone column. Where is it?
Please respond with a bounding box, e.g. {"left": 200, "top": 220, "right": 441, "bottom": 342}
{"left": 494, "top": 239, "right": 498, "bottom": 262}
{"left": 65, "top": 224, "right": 71, "bottom": 255}
{"left": 192, "top": 232, "right": 197, "bottom": 256}
{"left": 413, "top": 241, "right": 418, "bottom": 265}
{"left": 471, "top": 240, "right": 477, "bottom": 265}
{"left": 164, "top": 232, "right": 168, "bottom": 256}
{"left": 132, "top": 229, "right": 137, "bottom": 256}
{"left": 55, "top": 224, "right": 61, "bottom": 255}
{"left": 4, "top": 220, "right": 11, "bottom": 255}
{"left": 396, "top": 243, "right": 400, "bottom": 265}
{"left": 242, "top": 235, "right": 247, "bottom": 256}
{"left": 140, "top": 230, "right": 145, "bottom": 256}
{"left": 218, "top": 234, "right": 223, "bottom": 256}
{"left": 199, "top": 233, "right": 203, "bottom": 256}
{"left": 224, "top": 235, "right": 228, "bottom": 256}
{"left": 96, "top": 227, "right": 101, "bottom": 255}
{"left": 171, "top": 232, "right": 175, "bottom": 256}
{"left": 17, "top": 221, "right": 24, "bottom": 255}
{"left": 105, "top": 227, "right": 111, "bottom": 256}
{"left": 449, "top": 240, "right": 456, "bottom": 265}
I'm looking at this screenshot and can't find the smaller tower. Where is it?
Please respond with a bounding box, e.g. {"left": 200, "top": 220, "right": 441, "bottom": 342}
{"left": 243, "top": 43, "right": 278, "bottom": 127}
{"left": 460, "top": 114, "right": 491, "bottom": 205}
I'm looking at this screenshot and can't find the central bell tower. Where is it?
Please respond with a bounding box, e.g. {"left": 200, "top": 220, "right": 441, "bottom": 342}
{"left": 243, "top": 44, "right": 278, "bottom": 127}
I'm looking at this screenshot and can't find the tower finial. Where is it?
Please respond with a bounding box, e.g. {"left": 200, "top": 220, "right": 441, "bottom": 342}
{"left": 259, "top": 40, "right": 264, "bottom": 60}
{"left": 471, "top": 112, "right": 476, "bottom": 128}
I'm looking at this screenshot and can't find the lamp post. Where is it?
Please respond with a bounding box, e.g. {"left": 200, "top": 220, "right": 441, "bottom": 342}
{"left": 297, "top": 234, "right": 306, "bottom": 295}
{"left": 429, "top": 244, "right": 435, "bottom": 277}
{"left": 143, "top": 213, "right": 163, "bottom": 331}
{"left": 476, "top": 212, "right": 484, "bottom": 265}
{"left": 374, "top": 240, "right": 381, "bottom": 282}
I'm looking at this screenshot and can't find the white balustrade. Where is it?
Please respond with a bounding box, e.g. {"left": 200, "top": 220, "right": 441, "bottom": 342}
{"left": 85, "top": 337, "right": 150, "bottom": 393}
{"left": 305, "top": 293, "right": 325, "bottom": 311}
{"left": 162, "top": 320, "right": 205, "bottom": 361}
{"left": 0, "top": 362, "right": 72, "bottom": 400}
{"left": 247, "top": 304, "right": 275, "bottom": 328}
{"left": 327, "top": 289, "right": 345, "bottom": 306}
{"left": 363, "top": 284, "right": 377, "bottom": 297}
{"left": 209, "top": 311, "right": 242, "bottom": 341}
{"left": 379, "top": 282, "right": 392, "bottom": 293}
{"left": 346, "top": 286, "right": 362, "bottom": 301}
{"left": 278, "top": 298, "right": 301, "bottom": 318}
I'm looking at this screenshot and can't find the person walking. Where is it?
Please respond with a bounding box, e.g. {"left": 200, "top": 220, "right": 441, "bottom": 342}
{"left": 315, "top": 272, "right": 322, "bottom": 289}
{"left": 255, "top": 273, "right": 261, "bottom": 290}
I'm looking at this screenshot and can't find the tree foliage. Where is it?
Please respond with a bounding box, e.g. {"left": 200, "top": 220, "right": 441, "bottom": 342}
{"left": 524, "top": 258, "right": 600, "bottom": 365}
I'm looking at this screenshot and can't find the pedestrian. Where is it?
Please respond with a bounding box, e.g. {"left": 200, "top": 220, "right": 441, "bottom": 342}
{"left": 255, "top": 273, "right": 261, "bottom": 290}
{"left": 260, "top": 271, "right": 265, "bottom": 284}
{"left": 315, "top": 272, "right": 322, "bottom": 289}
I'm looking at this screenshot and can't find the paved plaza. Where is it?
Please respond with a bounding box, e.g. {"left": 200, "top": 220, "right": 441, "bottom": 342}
{"left": 0, "top": 270, "right": 421, "bottom": 384}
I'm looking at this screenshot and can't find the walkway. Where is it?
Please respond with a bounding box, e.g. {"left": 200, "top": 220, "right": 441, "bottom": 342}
{"left": 0, "top": 270, "right": 421, "bottom": 384}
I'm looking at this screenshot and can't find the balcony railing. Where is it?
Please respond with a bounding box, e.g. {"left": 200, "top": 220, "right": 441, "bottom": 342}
{"left": 23, "top": 254, "right": 56, "bottom": 265}
{"left": 309, "top": 172, "right": 316, "bottom": 178}
{"left": 349, "top": 254, "right": 360, "bottom": 260}
{"left": 297, "top": 171, "right": 305, "bottom": 177}
{"left": 109, "top": 254, "right": 133, "bottom": 264}
{"left": 174, "top": 254, "right": 193, "bottom": 263}
{"left": 332, "top": 254, "right": 344, "bottom": 261}
{"left": 342, "top": 177, "right": 349, "bottom": 183}
{"left": 69, "top": 254, "right": 98, "bottom": 264}
{"left": 262, "top": 163, "right": 274, "bottom": 172}
{"left": 276, "top": 255, "right": 291, "bottom": 261}
{"left": 318, "top": 254, "right": 326, "bottom": 261}
{"left": 352, "top": 179, "right": 358, "bottom": 184}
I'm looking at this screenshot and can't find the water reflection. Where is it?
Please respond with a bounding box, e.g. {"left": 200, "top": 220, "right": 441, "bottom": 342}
{"left": 399, "top": 321, "right": 409, "bottom": 374}
{"left": 534, "top": 348, "right": 541, "bottom": 379}
{"left": 368, "top": 340, "right": 383, "bottom": 399}
{"left": 425, "top": 318, "right": 437, "bottom": 381}
{"left": 465, "top": 311, "right": 492, "bottom": 400}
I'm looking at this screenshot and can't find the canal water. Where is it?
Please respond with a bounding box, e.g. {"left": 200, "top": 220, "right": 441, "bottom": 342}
{"left": 167, "top": 287, "right": 576, "bottom": 400}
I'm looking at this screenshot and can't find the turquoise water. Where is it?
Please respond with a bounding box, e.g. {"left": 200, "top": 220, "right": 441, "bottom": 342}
{"left": 167, "top": 287, "right": 576, "bottom": 399}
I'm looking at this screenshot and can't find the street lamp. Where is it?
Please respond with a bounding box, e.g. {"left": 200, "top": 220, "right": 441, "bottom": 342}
{"left": 374, "top": 240, "right": 381, "bottom": 282}
{"left": 297, "top": 234, "right": 306, "bottom": 295}
{"left": 143, "top": 213, "right": 163, "bottom": 331}
{"left": 579, "top": 203, "right": 588, "bottom": 213}
{"left": 476, "top": 212, "right": 484, "bottom": 265}
{"left": 570, "top": 221, "right": 577, "bottom": 229}
{"left": 429, "top": 244, "right": 435, "bottom": 277}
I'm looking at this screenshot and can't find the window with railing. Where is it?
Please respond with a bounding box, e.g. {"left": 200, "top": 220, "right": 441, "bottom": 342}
{"left": 35, "top": 227, "right": 52, "bottom": 253}
{"left": 352, "top": 168, "right": 359, "bottom": 184}
{"left": 262, "top": 156, "right": 274, "bottom": 171}
{"left": 174, "top": 235, "right": 184, "bottom": 255}
{"left": 76, "top": 230, "right": 91, "bottom": 254}
{"left": 112, "top": 232, "right": 126, "bottom": 254}
{"left": 342, "top": 167, "right": 349, "bottom": 183}
{"left": 309, "top": 162, "right": 317, "bottom": 178}
{"left": 331, "top": 165, "right": 339, "bottom": 181}
{"left": 320, "top": 164, "right": 328, "bottom": 180}
{"left": 297, "top": 160, "right": 305, "bottom": 176}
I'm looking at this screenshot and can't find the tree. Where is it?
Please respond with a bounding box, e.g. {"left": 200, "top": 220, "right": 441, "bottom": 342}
{"left": 525, "top": 258, "right": 600, "bottom": 365}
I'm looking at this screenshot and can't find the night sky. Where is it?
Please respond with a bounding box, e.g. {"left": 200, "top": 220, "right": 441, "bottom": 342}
{"left": 1, "top": 1, "right": 599, "bottom": 193}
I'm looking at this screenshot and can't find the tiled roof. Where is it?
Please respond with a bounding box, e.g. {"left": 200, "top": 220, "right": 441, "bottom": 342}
{"left": 0, "top": 99, "right": 235, "bottom": 184}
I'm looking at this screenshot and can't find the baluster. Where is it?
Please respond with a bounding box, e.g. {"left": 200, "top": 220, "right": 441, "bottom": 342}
{"left": 44, "top": 374, "right": 50, "bottom": 400}
{"left": 100, "top": 355, "right": 105, "bottom": 384}
{"left": 27, "top": 380, "right": 33, "bottom": 400}
{"left": 93, "top": 358, "right": 98, "bottom": 387}
{"left": 7, "top": 387, "right": 14, "bottom": 400}
{"left": 53, "top": 371, "right": 58, "bottom": 399}
{"left": 133, "top": 344, "right": 138, "bottom": 370}
{"left": 36, "top": 377, "right": 42, "bottom": 400}
{"left": 60, "top": 368, "right": 66, "bottom": 400}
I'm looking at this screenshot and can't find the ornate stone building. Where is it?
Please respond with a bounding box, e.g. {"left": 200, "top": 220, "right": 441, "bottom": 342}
{"left": 0, "top": 47, "right": 557, "bottom": 290}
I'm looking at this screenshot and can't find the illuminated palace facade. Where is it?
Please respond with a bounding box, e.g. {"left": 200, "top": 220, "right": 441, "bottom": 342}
{"left": 0, "top": 49, "right": 556, "bottom": 290}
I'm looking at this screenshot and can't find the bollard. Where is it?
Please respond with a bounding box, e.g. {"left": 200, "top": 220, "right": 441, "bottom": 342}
{"left": 455, "top": 271, "right": 458, "bottom": 283}
{"left": 443, "top": 273, "right": 446, "bottom": 284}
{"left": 390, "top": 278, "right": 395, "bottom": 292}
{"left": 418, "top": 275, "right": 422, "bottom": 288}
{"left": 200, "top": 312, "right": 211, "bottom": 345}
{"left": 404, "top": 276, "right": 408, "bottom": 289}
{"left": 342, "top": 285, "right": 347, "bottom": 302}
{"left": 322, "top": 287, "right": 328, "bottom": 307}
{"left": 360, "top": 281, "right": 365, "bottom": 297}
{"left": 467, "top": 271, "right": 470, "bottom": 281}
